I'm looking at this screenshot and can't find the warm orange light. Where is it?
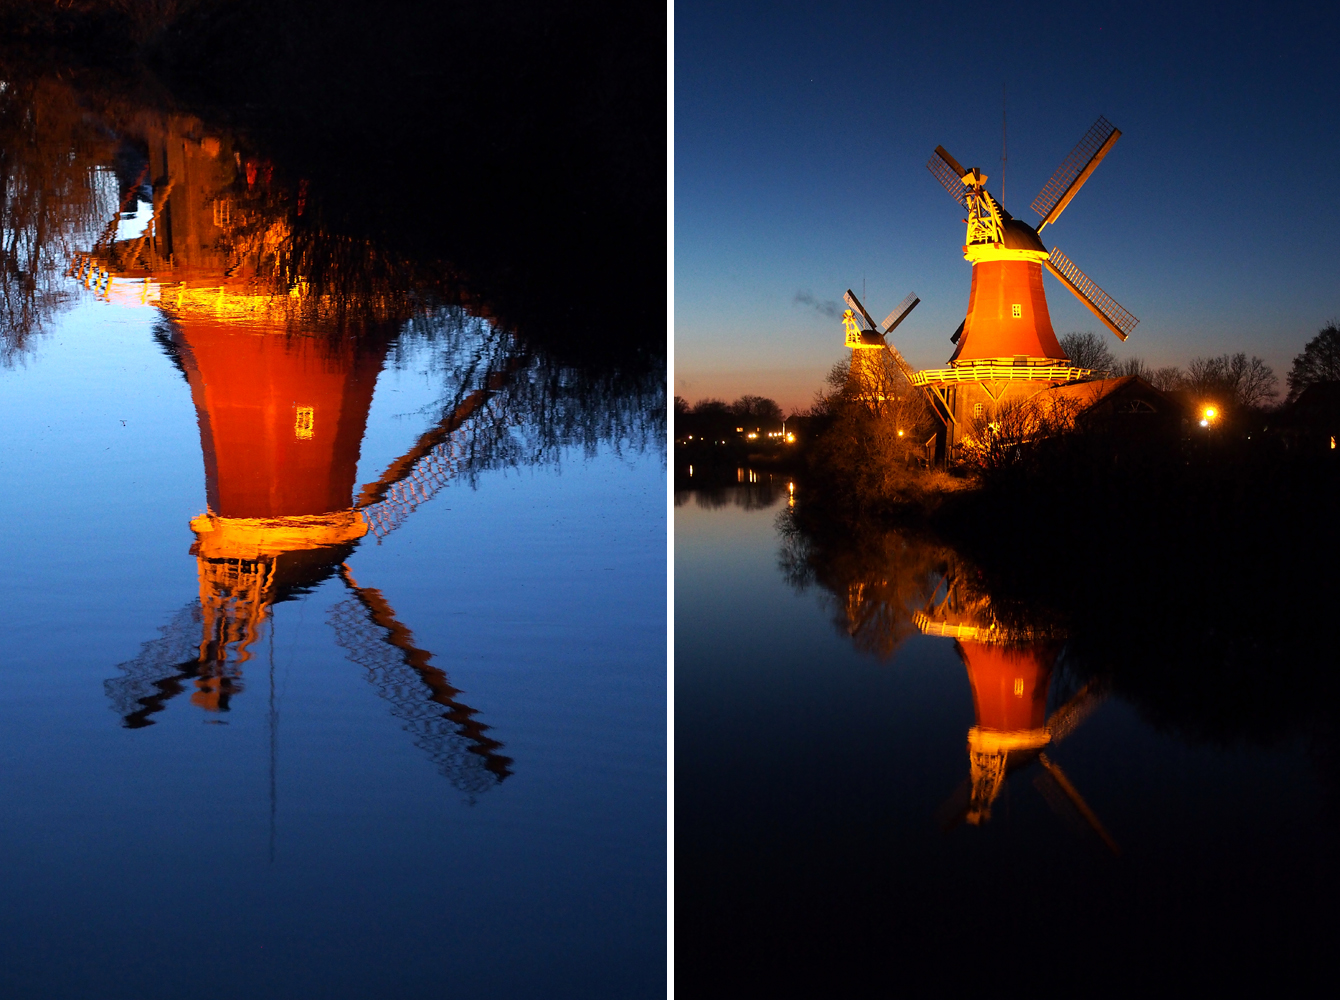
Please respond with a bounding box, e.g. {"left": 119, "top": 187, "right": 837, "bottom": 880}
{"left": 1203, "top": 405, "right": 1218, "bottom": 422}
{"left": 897, "top": 429, "right": 904, "bottom": 437}
{"left": 746, "top": 432, "right": 757, "bottom": 439}
{"left": 785, "top": 433, "right": 795, "bottom": 443}
{"left": 294, "top": 406, "right": 315, "bottom": 440}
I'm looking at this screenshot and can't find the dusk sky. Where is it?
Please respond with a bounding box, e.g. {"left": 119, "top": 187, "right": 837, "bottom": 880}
{"left": 674, "top": 2, "right": 1340, "bottom": 412}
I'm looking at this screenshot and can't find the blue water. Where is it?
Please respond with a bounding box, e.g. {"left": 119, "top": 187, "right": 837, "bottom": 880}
{"left": 675, "top": 482, "right": 1334, "bottom": 992}
{"left": 0, "top": 299, "right": 666, "bottom": 998}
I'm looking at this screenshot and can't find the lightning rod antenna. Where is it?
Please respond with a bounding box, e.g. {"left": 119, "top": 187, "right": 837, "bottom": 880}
{"left": 269, "top": 610, "right": 278, "bottom": 864}
{"left": 1001, "top": 83, "right": 1007, "bottom": 206}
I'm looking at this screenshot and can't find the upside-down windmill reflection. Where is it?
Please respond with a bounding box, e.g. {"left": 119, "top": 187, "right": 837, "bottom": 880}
{"left": 94, "top": 113, "right": 519, "bottom": 793}
{"left": 782, "top": 517, "right": 1117, "bottom": 852}
{"left": 912, "top": 566, "right": 1115, "bottom": 852}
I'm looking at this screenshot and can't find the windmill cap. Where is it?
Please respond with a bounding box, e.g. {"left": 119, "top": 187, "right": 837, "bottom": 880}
{"left": 1001, "top": 218, "right": 1046, "bottom": 253}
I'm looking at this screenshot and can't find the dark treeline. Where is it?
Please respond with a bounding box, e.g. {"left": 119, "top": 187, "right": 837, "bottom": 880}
{"left": 674, "top": 394, "right": 804, "bottom": 475}
{"left": 0, "top": 74, "right": 117, "bottom": 363}
{"left": 397, "top": 307, "right": 666, "bottom": 482}
{"left": 0, "top": 0, "right": 664, "bottom": 369}
{"left": 0, "top": 60, "right": 664, "bottom": 454}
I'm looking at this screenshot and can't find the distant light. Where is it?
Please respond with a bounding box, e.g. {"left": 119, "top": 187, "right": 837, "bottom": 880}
{"left": 747, "top": 432, "right": 757, "bottom": 439}
{"left": 785, "top": 433, "right": 795, "bottom": 443}
{"left": 1203, "top": 405, "right": 1218, "bottom": 423}
{"left": 1332, "top": 436, "right": 1337, "bottom": 450}
{"left": 689, "top": 465, "right": 693, "bottom": 476}
{"left": 736, "top": 427, "right": 743, "bottom": 432}
{"left": 897, "top": 429, "right": 904, "bottom": 437}
{"left": 1199, "top": 419, "right": 1209, "bottom": 427}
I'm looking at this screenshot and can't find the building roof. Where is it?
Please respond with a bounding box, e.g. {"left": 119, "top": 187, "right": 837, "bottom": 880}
{"left": 1029, "top": 375, "right": 1186, "bottom": 429}
{"left": 1034, "top": 374, "right": 1176, "bottom": 409}
{"left": 1002, "top": 218, "right": 1046, "bottom": 253}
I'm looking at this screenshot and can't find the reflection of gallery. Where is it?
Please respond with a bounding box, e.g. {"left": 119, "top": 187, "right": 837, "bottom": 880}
{"left": 811, "top": 530, "right": 1117, "bottom": 850}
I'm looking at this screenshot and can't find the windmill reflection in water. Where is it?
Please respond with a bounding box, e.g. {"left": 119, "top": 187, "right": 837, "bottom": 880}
{"left": 103, "top": 312, "right": 517, "bottom": 795}
{"left": 824, "top": 536, "right": 1117, "bottom": 854}
{"left": 79, "top": 114, "right": 517, "bottom": 794}
{"left": 912, "top": 572, "right": 1116, "bottom": 854}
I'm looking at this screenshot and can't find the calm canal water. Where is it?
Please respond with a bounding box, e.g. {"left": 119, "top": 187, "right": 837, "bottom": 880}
{"left": 0, "top": 73, "right": 665, "bottom": 999}
{"left": 677, "top": 474, "right": 1337, "bottom": 992}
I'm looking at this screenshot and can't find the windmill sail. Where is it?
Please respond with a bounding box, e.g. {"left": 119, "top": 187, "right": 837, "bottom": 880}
{"left": 843, "top": 289, "right": 881, "bottom": 332}
{"left": 927, "top": 146, "right": 970, "bottom": 208}
{"left": 1032, "top": 116, "right": 1121, "bottom": 231}
{"left": 1036, "top": 753, "right": 1120, "bottom": 855}
{"left": 881, "top": 292, "right": 920, "bottom": 334}
{"left": 1045, "top": 246, "right": 1139, "bottom": 341}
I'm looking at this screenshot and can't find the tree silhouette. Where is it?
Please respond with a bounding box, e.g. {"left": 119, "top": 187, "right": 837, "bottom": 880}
{"left": 1286, "top": 322, "right": 1340, "bottom": 402}
{"left": 1059, "top": 331, "right": 1114, "bottom": 377}
{"left": 1185, "top": 352, "right": 1277, "bottom": 409}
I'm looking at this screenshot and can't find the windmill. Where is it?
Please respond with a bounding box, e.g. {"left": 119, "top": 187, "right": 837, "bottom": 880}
{"left": 841, "top": 288, "right": 920, "bottom": 355}
{"left": 915, "top": 116, "right": 1139, "bottom": 464}
{"left": 839, "top": 287, "right": 924, "bottom": 404}
{"left": 915, "top": 564, "right": 1118, "bottom": 854}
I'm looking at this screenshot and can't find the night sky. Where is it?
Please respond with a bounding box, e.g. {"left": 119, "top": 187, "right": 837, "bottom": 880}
{"left": 674, "top": 2, "right": 1340, "bottom": 411}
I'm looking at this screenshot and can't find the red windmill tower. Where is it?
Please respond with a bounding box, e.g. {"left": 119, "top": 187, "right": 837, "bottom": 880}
{"left": 913, "top": 117, "right": 1140, "bottom": 464}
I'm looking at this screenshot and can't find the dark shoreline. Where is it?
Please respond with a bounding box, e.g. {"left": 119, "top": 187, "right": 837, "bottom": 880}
{"left": 0, "top": 0, "right": 666, "bottom": 370}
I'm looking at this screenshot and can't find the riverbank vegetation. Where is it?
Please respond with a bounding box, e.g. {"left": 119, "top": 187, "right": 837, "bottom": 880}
{"left": 677, "top": 324, "right": 1340, "bottom": 654}
{"left": 0, "top": 0, "right": 664, "bottom": 368}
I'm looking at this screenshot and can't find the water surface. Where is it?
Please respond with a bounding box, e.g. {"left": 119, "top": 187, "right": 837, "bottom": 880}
{"left": 0, "top": 71, "right": 665, "bottom": 999}
{"left": 676, "top": 475, "right": 1336, "bottom": 992}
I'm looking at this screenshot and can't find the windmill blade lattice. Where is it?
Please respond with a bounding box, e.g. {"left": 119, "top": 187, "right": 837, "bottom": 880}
{"left": 1046, "top": 680, "right": 1105, "bottom": 744}
{"left": 355, "top": 357, "right": 521, "bottom": 540}
{"left": 1045, "top": 246, "right": 1139, "bottom": 341}
{"left": 881, "top": 292, "right": 920, "bottom": 334}
{"left": 927, "top": 146, "right": 970, "bottom": 208}
{"left": 329, "top": 583, "right": 512, "bottom": 795}
{"left": 843, "top": 289, "right": 881, "bottom": 332}
{"left": 1032, "top": 116, "right": 1120, "bottom": 227}
{"left": 357, "top": 431, "right": 470, "bottom": 540}
{"left": 105, "top": 602, "right": 208, "bottom": 728}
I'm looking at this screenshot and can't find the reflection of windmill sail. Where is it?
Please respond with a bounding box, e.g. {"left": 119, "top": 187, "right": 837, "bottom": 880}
{"left": 330, "top": 568, "right": 512, "bottom": 793}
{"left": 355, "top": 359, "right": 521, "bottom": 541}
{"left": 104, "top": 602, "right": 245, "bottom": 728}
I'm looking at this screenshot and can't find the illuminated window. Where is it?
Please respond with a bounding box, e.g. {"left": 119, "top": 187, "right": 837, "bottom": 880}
{"left": 1011, "top": 303, "right": 1022, "bottom": 318}
{"left": 212, "top": 199, "right": 231, "bottom": 227}
{"left": 1013, "top": 678, "right": 1025, "bottom": 696}
{"left": 294, "top": 406, "right": 314, "bottom": 440}
{"left": 973, "top": 403, "right": 984, "bottom": 417}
